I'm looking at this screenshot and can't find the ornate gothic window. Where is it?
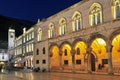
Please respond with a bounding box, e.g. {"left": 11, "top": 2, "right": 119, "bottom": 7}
{"left": 48, "top": 23, "right": 54, "bottom": 38}
{"left": 59, "top": 18, "right": 66, "bottom": 35}
{"left": 72, "top": 11, "right": 82, "bottom": 31}
{"left": 89, "top": 3, "right": 102, "bottom": 26}
{"left": 37, "top": 28, "right": 42, "bottom": 41}
{"left": 112, "top": 0, "right": 120, "bottom": 19}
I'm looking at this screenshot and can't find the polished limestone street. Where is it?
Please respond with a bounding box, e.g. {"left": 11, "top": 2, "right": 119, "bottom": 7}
{"left": 0, "top": 70, "right": 120, "bottom": 80}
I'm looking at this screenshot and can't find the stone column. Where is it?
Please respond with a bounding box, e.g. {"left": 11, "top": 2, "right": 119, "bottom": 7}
{"left": 71, "top": 49, "right": 75, "bottom": 73}
{"left": 87, "top": 45, "right": 92, "bottom": 73}
{"left": 107, "top": 43, "right": 113, "bottom": 75}
{"left": 49, "top": 52, "right": 53, "bottom": 72}
{"left": 59, "top": 50, "right": 63, "bottom": 72}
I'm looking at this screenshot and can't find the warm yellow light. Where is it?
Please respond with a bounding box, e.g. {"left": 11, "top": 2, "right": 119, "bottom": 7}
{"left": 64, "top": 44, "right": 71, "bottom": 50}
{"left": 91, "top": 38, "right": 106, "bottom": 54}
{"left": 0, "top": 62, "right": 4, "bottom": 64}
{"left": 112, "top": 34, "right": 120, "bottom": 50}
{"left": 97, "top": 38, "right": 106, "bottom": 45}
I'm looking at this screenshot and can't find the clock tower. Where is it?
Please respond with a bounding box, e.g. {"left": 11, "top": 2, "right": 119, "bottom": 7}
{"left": 8, "top": 28, "right": 15, "bottom": 49}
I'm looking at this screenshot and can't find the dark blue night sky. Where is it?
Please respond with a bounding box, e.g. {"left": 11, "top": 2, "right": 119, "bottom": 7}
{"left": 0, "top": 0, "right": 81, "bottom": 22}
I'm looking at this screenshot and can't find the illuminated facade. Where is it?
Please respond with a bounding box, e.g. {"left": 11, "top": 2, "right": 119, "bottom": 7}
{"left": 0, "top": 49, "right": 9, "bottom": 69}
{"left": 13, "top": 27, "right": 34, "bottom": 68}
{"left": 33, "top": 0, "right": 120, "bottom": 74}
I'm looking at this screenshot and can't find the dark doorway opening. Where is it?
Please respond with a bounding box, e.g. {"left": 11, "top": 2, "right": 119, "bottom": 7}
{"left": 91, "top": 53, "right": 96, "bottom": 71}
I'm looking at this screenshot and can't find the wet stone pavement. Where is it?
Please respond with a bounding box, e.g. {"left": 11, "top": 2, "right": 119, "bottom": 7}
{"left": 0, "top": 71, "right": 120, "bottom": 80}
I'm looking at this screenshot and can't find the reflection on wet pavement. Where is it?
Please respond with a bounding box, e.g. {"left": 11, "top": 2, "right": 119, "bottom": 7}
{"left": 1, "top": 71, "right": 120, "bottom": 80}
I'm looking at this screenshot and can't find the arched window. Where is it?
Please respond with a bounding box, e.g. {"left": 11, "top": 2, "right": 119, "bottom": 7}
{"left": 59, "top": 18, "right": 66, "bottom": 35}
{"left": 77, "top": 47, "right": 80, "bottom": 55}
{"left": 48, "top": 23, "right": 54, "bottom": 38}
{"left": 89, "top": 3, "right": 102, "bottom": 26}
{"left": 64, "top": 49, "right": 67, "bottom": 56}
{"left": 37, "top": 28, "right": 42, "bottom": 41}
{"left": 72, "top": 11, "right": 82, "bottom": 31}
{"left": 112, "top": 0, "right": 120, "bottom": 19}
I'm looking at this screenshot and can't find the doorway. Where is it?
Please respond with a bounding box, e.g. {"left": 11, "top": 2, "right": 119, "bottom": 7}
{"left": 91, "top": 54, "right": 96, "bottom": 71}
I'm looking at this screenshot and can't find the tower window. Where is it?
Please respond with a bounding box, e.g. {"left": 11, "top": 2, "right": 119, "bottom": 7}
{"left": 10, "top": 33, "right": 14, "bottom": 38}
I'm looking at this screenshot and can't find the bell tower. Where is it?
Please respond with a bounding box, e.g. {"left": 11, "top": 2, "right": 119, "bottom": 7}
{"left": 8, "top": 28, "right": 15, "bottom": 49}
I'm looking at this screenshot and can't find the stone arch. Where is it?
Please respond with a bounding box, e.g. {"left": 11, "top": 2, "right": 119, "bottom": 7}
{"left": 59, "top": 17, "right": 67, "bottom": 23}
{"left": 59, "top": 41, "right": 72, "bottom": 49}
{"left": 48, "top": 22, "right": 54, "bottom": 27}
{"left": 110, "top": 29, "right": 120, "bottom": 72}
{"left": 72, "top": 38, "right": 87, "bottom": 71}
{"left": 59, "top": 41, "right": 72, "bottom": 70}
{"left": 72, "top": 11, "right": 81, "bottom": 19}
{"left": 49, "top": 43, "right": 59, "bottom": 56}
{"left": 87, "top": 33, "right": 108, "bottom": 72}
{"left": 88, "top": 33, "right": 107, "bottom": 45}
{"left": 89, "top": 3, "right": 102, "bottom": 12}
{"left": 109, "top": 28, "right": 120, "bottom": 43}
{"left": 49, "top": 43, "right": 60, "bottom": 71}
{"left": 72, "top": 38, "right": 86, "bottom": 47}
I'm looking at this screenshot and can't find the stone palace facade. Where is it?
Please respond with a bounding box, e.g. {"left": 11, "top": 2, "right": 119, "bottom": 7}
{"left": 10, "top": 0, "right": 120, "bottom": 74}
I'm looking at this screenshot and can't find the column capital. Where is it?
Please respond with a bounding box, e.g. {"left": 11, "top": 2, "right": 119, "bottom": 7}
{"left": 70, "top": 49, "right": 76, "bottom": 56}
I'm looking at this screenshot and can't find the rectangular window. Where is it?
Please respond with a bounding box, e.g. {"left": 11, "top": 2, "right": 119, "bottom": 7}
{"left": 76, "top": 60, "right": 81, "bottom": 64}
{"left": 43, "top": 47, "right": 45, "bottom": 54}
{"left": 42, "top": 60, "right": 46, "bottom": 64}
{"left": 36, "top": 60, "right": 39, "bottom": 64}
{"left": 36, "top": 49, "right": 39, "bottom": 55}
{"left": 102, "top": 59, "right": 108, "bottom": 64}
{"left": 64, "top": 60, "right": 68, "bottom": 65}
